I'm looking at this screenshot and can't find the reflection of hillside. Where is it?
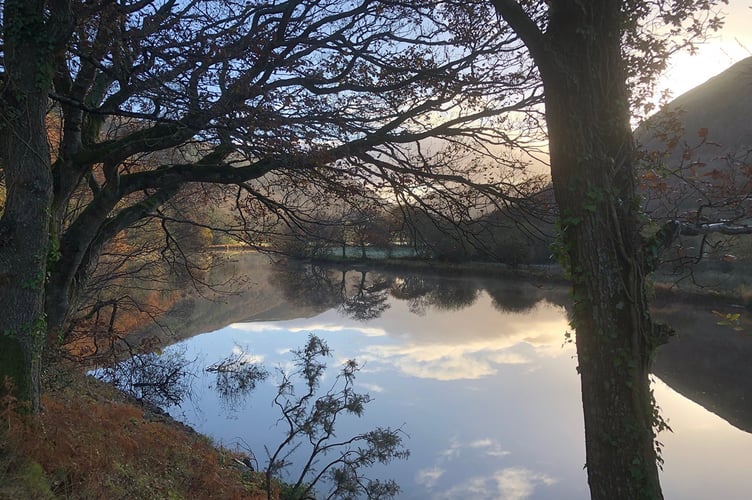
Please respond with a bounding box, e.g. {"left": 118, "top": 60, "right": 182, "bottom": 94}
{"left": 652, "top": 294, "right": 752, "bottom": 434}
{"left": 136, "top": 259, "right": 571, "bottom": 348}
{"left": 129, "top": 253, "right": 325, "bottom": 347}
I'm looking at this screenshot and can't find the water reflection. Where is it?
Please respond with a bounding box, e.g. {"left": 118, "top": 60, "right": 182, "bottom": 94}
{"left": 97, "top": 349, "right": 194, "bottom": 408}
{"left": 272, "top": 262, "right": 567, "bottom": 320}
{"left": 340, "top": 272, "right": 391, "bottom": 321}
{"left": 184, "top": 285, "right": 584, "bottom": 499}
{"left": 113, "top": 259, "right": 752, "bottom": 499}
{"left": 205, "top": 347, "right": 268, "bottom": 413}
{"left": 651, "top": 295, "right": 752, "bottom": 435}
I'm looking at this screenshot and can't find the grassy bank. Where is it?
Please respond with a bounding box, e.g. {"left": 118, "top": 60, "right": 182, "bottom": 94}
{"left": 1, "top": 365, "right": 275, "bottom": 500}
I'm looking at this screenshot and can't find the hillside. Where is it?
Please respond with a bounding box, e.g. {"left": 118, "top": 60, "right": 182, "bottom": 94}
{"left": 638, "top": 56, "right": 752, "bottom": 165}
{"left": 636, "top": 56, "right": 752, "bottom": 276}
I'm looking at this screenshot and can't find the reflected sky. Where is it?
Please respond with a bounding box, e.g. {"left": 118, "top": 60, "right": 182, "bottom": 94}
{"left": 165, "top": 280, "right": 752, "bottom": 499}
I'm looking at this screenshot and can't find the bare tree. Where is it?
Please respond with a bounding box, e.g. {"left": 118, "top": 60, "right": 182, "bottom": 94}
{"left": 0, "top": 0, "right": 547, "bottom": 408}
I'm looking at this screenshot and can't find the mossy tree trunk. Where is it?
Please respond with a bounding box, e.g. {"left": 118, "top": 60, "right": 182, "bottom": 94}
{"left": 0, "top": 0, "right": 60, "bottom": 410}
{"left": 545, "top": 74, "right": 664, "bottom": 498}
{"left": 493, "top": 1, "right": 667, "bottom": 498}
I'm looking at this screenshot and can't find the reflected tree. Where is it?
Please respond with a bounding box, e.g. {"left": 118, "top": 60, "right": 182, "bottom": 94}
{"left": 96, "top": 348, "right": 194, "bottom": 408}
{"left": 274, "top": 263, "right": 530, "bottom": 320}
{"left": 390, "top": 275, "right": 480, "bottom": 314}
{"left": 263, "top": 335, "right": 408, "bottom": 500}
{"left": 206, "top": 347, "right": 268, "bottom": 413}
{"left": 426, "top": 280, "right": 479, "bottom": 312}
{"left": 273, "top": 264, "right": 396, "bottom": 322}
{"left": 485, "top": 284, "right": 541, "bottom": 313}
{"left": 389, "top": 276, "right": 435, "bottom": 316}
{"left": 272, "top": 264, "right": 345, "bottom": 311}
{"left": 339, "top": 272, "right": 391, "bottom": 322}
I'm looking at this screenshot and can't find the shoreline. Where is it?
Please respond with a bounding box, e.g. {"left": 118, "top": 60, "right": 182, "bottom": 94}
{"left": 301, "top": 254, "right": 751, "bottom": 309}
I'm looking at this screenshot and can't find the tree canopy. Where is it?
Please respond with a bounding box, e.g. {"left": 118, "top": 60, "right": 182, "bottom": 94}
{"left": 1, "top": 0, "right": 553, "bottom": 340}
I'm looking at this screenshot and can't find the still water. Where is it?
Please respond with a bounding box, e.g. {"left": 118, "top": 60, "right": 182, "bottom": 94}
{"left": 129, "top": 261, "right": 752, "bottom": 499}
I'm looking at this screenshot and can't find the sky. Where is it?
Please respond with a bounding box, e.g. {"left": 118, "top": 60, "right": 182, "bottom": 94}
{"left": 658, "top": 1, "right": 752, "bottom": 98}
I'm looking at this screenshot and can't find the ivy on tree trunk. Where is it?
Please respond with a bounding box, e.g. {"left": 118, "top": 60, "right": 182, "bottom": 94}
{"left": 492, "top": 1, "right": 673, "bottom": 498}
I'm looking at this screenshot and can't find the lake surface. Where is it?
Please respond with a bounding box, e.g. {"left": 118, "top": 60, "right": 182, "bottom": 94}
{"left": 120, "top": 260, "right": 752, "bottom": 499}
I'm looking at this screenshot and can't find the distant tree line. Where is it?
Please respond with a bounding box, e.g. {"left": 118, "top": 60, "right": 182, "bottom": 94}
{"left": 267, "top": 200, "right": 555, "bottom": 265}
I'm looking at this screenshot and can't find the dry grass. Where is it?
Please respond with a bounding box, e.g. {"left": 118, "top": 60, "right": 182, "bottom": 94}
{"left": 1, "top": 370, "right": 275, "bottom": 499}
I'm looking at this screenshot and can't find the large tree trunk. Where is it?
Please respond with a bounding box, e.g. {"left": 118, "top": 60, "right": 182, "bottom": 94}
{"left": 541, "top": 4, "right": 665, "bottom": 499}
{"left": 0, "top": 0, "right": 56, "bottom": 410}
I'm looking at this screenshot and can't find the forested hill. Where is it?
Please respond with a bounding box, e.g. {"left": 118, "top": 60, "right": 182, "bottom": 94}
{"left": 638, "top": 56, "right": 752, "bottom": 166}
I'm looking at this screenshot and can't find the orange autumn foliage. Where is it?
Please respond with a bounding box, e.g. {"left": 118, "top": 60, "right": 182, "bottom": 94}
{"left": 2, "top": 374, "right": 275, "bottom": 499}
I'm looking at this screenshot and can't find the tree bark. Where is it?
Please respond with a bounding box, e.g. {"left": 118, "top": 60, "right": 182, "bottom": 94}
{"left": 0, "top": 0, "right": 57, "bottom": 410}
{"left": 543, "top": 5, "right": 664, "bottom": 499}
{"left": 493, "top": 1, "right": 666, "bottom": 498}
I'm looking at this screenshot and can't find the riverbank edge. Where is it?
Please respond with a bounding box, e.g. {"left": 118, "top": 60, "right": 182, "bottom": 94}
{"left": 304, "top": 255, "right": 752, "bottom": 308}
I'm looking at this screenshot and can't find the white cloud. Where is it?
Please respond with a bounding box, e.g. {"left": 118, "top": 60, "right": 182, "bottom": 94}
{"left": 468, "top": 438, "right": 512, "bottom": 458}
{"left": 228, "top": 322, "right": 284, "bottom": 332}
{"left": 487, "top": 448, "right": 513, "bottom": 458}
{"left": 359, "top": 382, "right": 384, "bottom": 393}
{"left": 436, "top": 436, "right": 511, "bottom": 462}
{"left": 347, "top": 298, "right": 570, "bottom": 382}
{"left": 230, "top": 345, "right": 264, "bottom": 364}
{"left": 429, "top": 468, "right": 557, "bottom": 500}
{"left": 495, "top": 467, "right": 557, "bottom": 500}
{"left": 287, "top": 323, "right": 387, "bottom": 337}
{"left": 232, "top": 295, "right": 572, "bottom": 383}
{"left": 469, "top": 438, "right": 493, "bottom": 448}
{"left": 360, "top": 342, "right": 534, "bottom": 381}
{"left": 416, "top": 467, "right": 444, "bottom": 488}
{"left": 434, "top": 476, "right": 492, "bottom": 499}
{"left": 439, "top": 436, "right": 462, "bottom": 460}
{"left": 486, "top": 352, "right": 531, "bottom": 365}
{"left": 228, "top": 321, "right": 386, "bottom": 337}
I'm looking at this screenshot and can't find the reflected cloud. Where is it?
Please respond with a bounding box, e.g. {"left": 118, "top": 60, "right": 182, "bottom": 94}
{"left": 431, "top": 467, "right": 556, "bottom": 500}
{"left": 486, "top": 352, "right": 530, "bottom": 365}
{"left": 229, "top": 321, "right": 387, "bottom": 337}
{"left": 352, "top": 299, "right": 570, "bottom": 381}
{"left": 495, "top": 467, "right": 557, "bottom": 500}
{"left": 380, "top": 298, "right": 567, "bottom": 346}
{"left": 234, "top": 294, "right": 570, "bottom": 382}
{"left": 360, "top": 338, "right": 547, "bottom": 381}
{"left": 228, "top": 322, "right": 284, "bottom": 332}
{"left": 469, "top": 439, "right": 511, "bottom": 458}
{"left": 288, "top": 323, "right": 387, "bottom": 337}
{"left": 418, "top": 437, "right": 534, "bottom": 497}
{"left": 435, "top": 476, "right": 493, "bottom": 499}
{"left": 383, "top": 352, "right": 498, "bottom": 381}
{"left": 469, "top": 438, "right": 493, "bottom": 448}
{"left": 439, "top": 436, "right": 462, "bottom": 460}
{"left": 437, "top": 436, "right": 511, "bottom": 462}
{"left": 416, "top": 467, "right": 444, "bottom": 488}
{"left": 230, "top": 345, "right": 264, "bottom": 364}
{"left": 359, "top": 382, "right": 385, "bottom": 393}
